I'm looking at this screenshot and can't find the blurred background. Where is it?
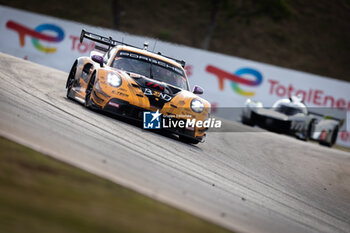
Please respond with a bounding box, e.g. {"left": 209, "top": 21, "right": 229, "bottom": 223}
{"left": 1, "top": 0, "right": 349, "bottom": 82}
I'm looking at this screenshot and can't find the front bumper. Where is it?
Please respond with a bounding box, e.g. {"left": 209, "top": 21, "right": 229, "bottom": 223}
{"left": 95, "top": 96, "right": 204, "bottom": 141}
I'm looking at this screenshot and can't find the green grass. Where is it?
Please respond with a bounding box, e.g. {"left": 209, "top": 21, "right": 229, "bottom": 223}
{"left": 0, "top": 136, "right": 232, "bottom": 233}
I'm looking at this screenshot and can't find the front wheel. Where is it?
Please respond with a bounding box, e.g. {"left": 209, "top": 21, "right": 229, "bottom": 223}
{"left": 66, "top": 62, "right": 77, "bottom": 99}
{"left": 85, "top": 73, "right": 96, "bottom": 108}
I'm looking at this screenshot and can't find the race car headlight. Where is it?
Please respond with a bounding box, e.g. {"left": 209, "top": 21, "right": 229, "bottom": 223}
{"left": 191, "top": 99, "right": 204, "bottom": 113}
{"left": 107, "top": 73, "right": 122, "bottom": 87}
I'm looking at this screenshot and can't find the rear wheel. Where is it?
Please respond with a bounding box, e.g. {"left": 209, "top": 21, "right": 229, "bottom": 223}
{"left": 319, "top": 126, "right": 339, "bottom": 147}
{"left": 85, "top": 73, "right": 96, "bottom": 108}
{"left": 66, "top": 62, "right": 77, "bottom": 99}
{"left": 330, "top": 126, "right": 339, "bottom": 146}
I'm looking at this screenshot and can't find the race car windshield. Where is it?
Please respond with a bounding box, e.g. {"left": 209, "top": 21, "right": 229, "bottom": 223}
{"left": 275, "top": 104, "right": 304, "bottom": 116}
{"left": 111, "top": 51, "right": 189, "bottom": 90}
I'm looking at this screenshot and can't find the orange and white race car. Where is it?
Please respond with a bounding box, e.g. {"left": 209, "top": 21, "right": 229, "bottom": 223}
{"left": 66, "top": 30, "right": 211, "bottom": 144}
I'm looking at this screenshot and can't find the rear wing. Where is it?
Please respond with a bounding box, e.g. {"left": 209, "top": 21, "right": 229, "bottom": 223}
{"left": 80, "top": 29, "right": 139, "bottom": 51}
{"left": 79, "top": 29, "right": 186, "bottom": 68}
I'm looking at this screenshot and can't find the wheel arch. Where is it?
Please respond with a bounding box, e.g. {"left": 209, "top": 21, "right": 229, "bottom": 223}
{"left": 87, "top": 69, "right": 97, "bottom": 86}
{"left": 65, "top": 59, "right": 78, "bottom": 88}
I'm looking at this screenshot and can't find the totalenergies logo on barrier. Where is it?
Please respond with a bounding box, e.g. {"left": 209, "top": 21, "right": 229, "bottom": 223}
{"left": 6, "top": 20, "right": 65, "bottom": 53}
{"left": 206, "top": 65, "right": 263, "bottom": 97}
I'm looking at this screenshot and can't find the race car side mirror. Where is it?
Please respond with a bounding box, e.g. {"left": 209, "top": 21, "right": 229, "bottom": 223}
{"left": 92, "top": 55, "right": 104, "bottom": 67}
{"left": 193, "top": 85, "right": 204, "bottom": 95}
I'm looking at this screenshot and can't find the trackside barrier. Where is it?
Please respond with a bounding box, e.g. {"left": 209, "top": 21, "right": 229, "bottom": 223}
{"left": 1, "top": 5, "right": 349, "bottom": 147}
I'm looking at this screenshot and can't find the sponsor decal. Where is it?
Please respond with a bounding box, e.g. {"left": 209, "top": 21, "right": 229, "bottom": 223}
{"left": 206, "top": 65, "right": 263, "bottom": 97}
{"left": 69, "top": 35, "right": 95, "bottom": 53}
{"left": 112, "top": 90, "right": 128, "bottom": 97}
{"left": 108, "top": 102, "right": 120, "bottom": 108}
{"left": 268, "top": 79, "right": 350, "bottom": 111}
{"left": 146, "top": 81, "right": 164, "bottom": 91}
{"left": 118, "top": 51, "right": 185, "bottom": 76}
{"left": 184, "top": 65, "right": 193, "bottom": 77}
{"left": 143, "top": 88, "right": 172, "bottom": 101}
{"left": 340, "top": 131, "right": 350, "bottom": 142}
{"left": 6, "top": 20, "right": 65, "bottom": 53}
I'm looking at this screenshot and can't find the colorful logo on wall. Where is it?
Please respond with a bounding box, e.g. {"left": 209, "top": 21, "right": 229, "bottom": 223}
{"left": 206, "top": 65, "right": 263, "bottom": 97}
{"left": 6, "top": 20, "right": 65, "bottom": 53}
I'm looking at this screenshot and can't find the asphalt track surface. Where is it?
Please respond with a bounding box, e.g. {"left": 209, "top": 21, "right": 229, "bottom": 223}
{"left": 1, "top": 52, "right": 350, "bottom": 233}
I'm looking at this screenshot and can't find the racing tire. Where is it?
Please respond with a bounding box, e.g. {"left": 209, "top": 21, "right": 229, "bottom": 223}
{"left": 242, "top": 116, "right": 254, "bottom": 126}
{"left": 306, "top": 119, "right": 316, "bottom": 140}
{"left": 179, "top": 135, "right": 200, "bottom": 144}
{"left": 319, "top": 126, "right": 339, "bottom": 147}
{"left": 85, "top": 72, "right": 96, "bottom": 108}
{"left": 66, "top": 62, "right": 77, "bottom": 99}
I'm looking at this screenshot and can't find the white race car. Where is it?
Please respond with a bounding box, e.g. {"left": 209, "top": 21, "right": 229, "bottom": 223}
{"left": 241, "top": 96, "right": 342, "bottom": 147}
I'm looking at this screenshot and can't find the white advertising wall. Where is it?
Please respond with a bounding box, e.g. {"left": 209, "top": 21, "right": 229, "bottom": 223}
{"left": 1, "top": 5, "right": 349, "bottom": 147}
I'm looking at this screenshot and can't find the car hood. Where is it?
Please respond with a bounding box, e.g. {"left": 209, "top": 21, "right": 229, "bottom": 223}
{"left": 129, "top": 73, "right": 183, "bottom": 96}
{"left": 117, "top": 71, "right": 210, "bottom": 113}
